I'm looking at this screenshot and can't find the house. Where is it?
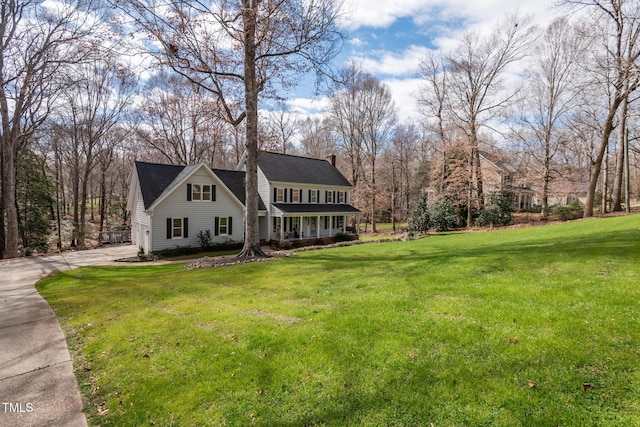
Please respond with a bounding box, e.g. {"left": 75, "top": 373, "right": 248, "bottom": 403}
{"left": 127, "top": 151, "right": 360, "bottom": 253}
{"left": 242, "top": 151, "right": 361, "bottom": 242}
{"left": 479, "top": 150, "right": 535, "bottom": 210}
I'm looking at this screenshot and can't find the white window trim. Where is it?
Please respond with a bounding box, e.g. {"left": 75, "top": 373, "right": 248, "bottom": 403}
{"left": 219, "top": 217, "right": 228, "bottom": 236}
{"left": 276, "top": 188, "right": 284, "bottom": 203}
{"left": 310, "top": 190, "right": 318, "bottom": 203}
{"left": 292, "top": 189, "right": 300, "bottom": 203}
{"left": 338, "top": 192, "right": 345, "bottom": 204}
{"left": 192, "top": 184, "right": 212, "bottom": 202}
{"left": 172, "top": 218, "right": 184, "bottom": 239}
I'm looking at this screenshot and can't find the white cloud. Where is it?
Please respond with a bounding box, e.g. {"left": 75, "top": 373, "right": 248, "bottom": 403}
{"left": 382, "top": 77, "right": 423, "bottom": 125}
{"left": 352, "top": 45, "right": 432, "bottom": 77}
{"left": 343, "top": 0, "right": 559, "bottom": 31}
{"left": 285, "top": 97, "right": 330, "bottom": 118}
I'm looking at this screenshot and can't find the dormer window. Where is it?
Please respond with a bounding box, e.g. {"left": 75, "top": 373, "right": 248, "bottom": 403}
{"left": 189, "top": 184, "right": 215, "bottom": 201}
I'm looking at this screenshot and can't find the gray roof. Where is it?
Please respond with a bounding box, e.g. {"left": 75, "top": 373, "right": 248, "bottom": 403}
{"left": 273, "top": 203, "right": 360, "bottom": 214}
{"left": 134, "top": 161, "right": 265, "bottom": 210}
{"left": 213, "top": 169, "right": 267, "bottom": 211}
{"left": 479, "top": 150, "right": 517, "bottom": 174}
{"left": 258, "top": 151, "right": 352, "bottom": 187}
{"left": 135, "top": 161, "right": 185, "bottom": 209}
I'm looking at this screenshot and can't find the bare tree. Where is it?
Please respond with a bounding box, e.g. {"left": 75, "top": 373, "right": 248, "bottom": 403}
{"left": 357, "top": 76, "right": 396, "bottom": 233}
{"left": 298, "top": 116, "right": 336, "bottom": 159}
{"left": 139, "top": 72, "right": 227, "bottom": 166}
{"left": 57, "top": 57, "right": 136, "bottom": 249}
{"left": 445, "top": 14, "right": 535, "bottom": 226}
{"left": 565, "top": 0, "right": 640, "bottom": 217}
{"left": 329, "top": 64, "right": 366, "bottom": 188}
{"left": 390, "top": 125, "right": 420, "bottom": 220}
{"left": 264, "top": 104, "right": 298, "bottom": 154}
{"left": 512, "top": 18, "right": 587, "bottom": 219}
{"left": 118, "top": 0, "right": 344, "bottom": 257}
{"left": 0, "top": 0, "right": 96, "bottom": 258}
{"left": 329, "top": 67, "right": 396, "bottom": 232}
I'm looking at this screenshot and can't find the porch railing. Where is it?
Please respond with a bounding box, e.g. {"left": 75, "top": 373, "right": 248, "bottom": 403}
{"left": 99, "top": 230, "right": 131, "bottom": 245}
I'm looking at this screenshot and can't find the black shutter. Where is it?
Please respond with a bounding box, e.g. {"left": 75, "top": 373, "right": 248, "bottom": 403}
{"left": 183, "top": 218, "right": 188, "bottom": 238}
{"left": 284, "top": 188, "right": 288, "bottom": 203}
{"left": 325, "top": 191, "right": 328, "bottom": 203}
{"left": 187, "top": 184, "right": 192, "bottom": 201}
{"left": 300, "top": 189, "right": 303, "bottom": 203}
{"left": 212, "top": 185, "right": 216, "bottom": 202}
{"left": 228, "top": 217, "right": 233, "bottom": 235}
{"left": 308, "top": 189, "right": 311, "bottom": 203}
{"left": 289, "top": 189, "right": 293, "bottom": 202}
{"left": 324, "top": 216, "right": 328, "bottom": 229}
{"left": 167, "top": 218, "right": 172, "bottom": 239}
{"left": 274, "top": 187, "right": 277, "bottom": 201}
{"left": 214, "top": 217, "right": 219, "bottom": 236}
{"left": 333, "top": 191, "right": 336, "bottom": 204}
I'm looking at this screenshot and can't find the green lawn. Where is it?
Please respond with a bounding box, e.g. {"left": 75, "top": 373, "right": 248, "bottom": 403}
{"left": 37, "top": 215, "right": 640, "bottom": 426}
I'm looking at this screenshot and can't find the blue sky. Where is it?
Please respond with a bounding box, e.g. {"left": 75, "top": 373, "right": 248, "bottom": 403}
{"left": 283, "top": 0, "right": 561, "bottom": 124}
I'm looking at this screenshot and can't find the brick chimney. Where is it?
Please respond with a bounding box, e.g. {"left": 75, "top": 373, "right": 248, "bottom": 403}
{"left": 327, "top": 154, "right": 336, "bottom": 167}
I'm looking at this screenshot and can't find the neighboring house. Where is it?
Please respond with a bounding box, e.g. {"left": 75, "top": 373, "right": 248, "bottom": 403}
{"left": 127, "top": 151, "right": 360, "bottom": 253}
{"left": 479, "top": 150, "right": 535, "bottom": 210}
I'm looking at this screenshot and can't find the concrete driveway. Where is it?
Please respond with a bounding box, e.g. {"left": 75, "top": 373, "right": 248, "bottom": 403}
{"left": 0, "top": 245, "right": 139, "bottom": 427}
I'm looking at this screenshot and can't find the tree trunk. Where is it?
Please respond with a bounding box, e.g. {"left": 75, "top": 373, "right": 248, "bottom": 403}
{"left": 2, "top": 136, "right": 19, "bottom": 258}
{"left": 99, "top": 164, "right": 107, "bottom": 235}
{"left": 371, "top": 159, "right": 377, "bottom": 233}
{"left": 584, "top": 103, "right": 620, "bottom": 217}
{"left": 611, "top": 95, "right": 628, "bottom": 212}
{"left": 238, "top": 0, "right": 265, "bottom": 258}
{"left": 71, "top": 152, "right": 80, "bottom": 248}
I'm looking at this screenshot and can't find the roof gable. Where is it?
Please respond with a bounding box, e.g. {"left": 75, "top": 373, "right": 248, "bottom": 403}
{"left": 257, "top": 151, "right": 352, "bottom": 187}
{"left": 134, "top": 161, "right": 186, "bottom": 210}
{"left": 213, "top": 169, "right": 267, "bottom": 211}
{"left": 479, "top": 150, "right": 517, "bottom": 174}
{"left": 133, "top": 161, "right": 267, "bottom": 212}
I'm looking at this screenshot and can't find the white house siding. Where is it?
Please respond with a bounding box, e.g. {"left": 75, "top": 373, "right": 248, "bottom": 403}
{"left": 257, "top": 169, "right": 271, "bottom": 241}
{"left": 131, "top": 186, "right": 152, "bottom": 252}
{"left": 150, "top": 172, "right": 245, "bottom": 252}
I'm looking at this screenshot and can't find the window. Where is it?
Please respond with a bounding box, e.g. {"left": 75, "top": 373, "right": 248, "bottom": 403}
{"left": 338, "top": 192, "right": 345, "bottom": 203}
{"left": 190, "top": 184, "right": 214, "bottom": 201}
{"left": 276, "top": 188, "right": 284, "bottom": 202}
{"left": 215, "top": 216, "right": 233, "bottom": 236}
{"left": 219, "top": 217, "right": 228, "bottom": 235}
{"left": 167, "top": 217, "right": 188, "bottom": 239}
{"left": 292, "top": 189, "right": 300, "bottom": 203}
{"left": 202, "top": 185, "right": 211, "bottom": 201}
{"left": 192, "top": 184, "right": 202, "bottom": 200}
{"left": 310, "top": 190, "right": 318, "bottom": 203}
{"left": 326, "top": 191, "right": 333, "bottom": 203}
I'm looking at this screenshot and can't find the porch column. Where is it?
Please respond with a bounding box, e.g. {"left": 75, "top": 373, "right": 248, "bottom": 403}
{"left": 329, "top": 216, "right": 333, "bottom": 237}
{"left": 343, "top": 215, "right": 346, "bottom": 233}
{"left": 299, "top": 215, "right": 303, "bottom": 239}
{"left": 280, "top": 215, "right": 285, "bottom": 241}
{"left": 317, "top": 215, "right": 320, "bottom": 238}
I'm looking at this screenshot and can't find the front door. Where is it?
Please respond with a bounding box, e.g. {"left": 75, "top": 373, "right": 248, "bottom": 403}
{"left": 309, "top": 217, "right": 317, "bottom": 237}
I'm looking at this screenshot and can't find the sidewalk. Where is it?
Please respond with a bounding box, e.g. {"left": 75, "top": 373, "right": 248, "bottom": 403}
{"left": 0, "top": 245, "right": 138, "bottom": 427}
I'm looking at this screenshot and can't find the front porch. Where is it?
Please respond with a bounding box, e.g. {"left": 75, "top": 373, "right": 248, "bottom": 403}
{"left": 271, "top": 213, "right": 360, "bottom": 241}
